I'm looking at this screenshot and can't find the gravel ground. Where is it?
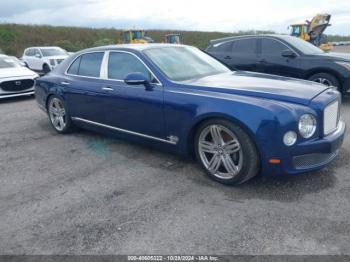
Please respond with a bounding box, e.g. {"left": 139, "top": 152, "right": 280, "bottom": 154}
{"left": 333, "top": 45, "right": 350, "bottom": 53}
{"left": 0, "top": 96, "right": 349, "bottom": 255}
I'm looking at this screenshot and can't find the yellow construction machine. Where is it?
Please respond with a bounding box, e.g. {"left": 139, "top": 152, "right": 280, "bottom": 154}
{"left": 122, "top": 30, "right": 154, "bottom": 44}
{"left": 290, "top": 13, "right": 333, "bottom": 51}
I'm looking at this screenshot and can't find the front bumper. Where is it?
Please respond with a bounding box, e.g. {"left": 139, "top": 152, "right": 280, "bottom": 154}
{"left": 0, "top": 90, "right": 34, "bottom": 99}
{"left": 262, "top": 121, "right": 346, "bottom": 176}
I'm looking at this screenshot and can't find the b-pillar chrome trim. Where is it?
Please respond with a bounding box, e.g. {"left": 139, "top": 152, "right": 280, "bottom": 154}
{"left": 71, "top": 117, "right": 178, "bottom": 145}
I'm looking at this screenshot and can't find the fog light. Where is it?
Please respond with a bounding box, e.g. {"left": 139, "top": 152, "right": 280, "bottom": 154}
{"left": 283, "top": 131, "right": 297, "bottom": 146}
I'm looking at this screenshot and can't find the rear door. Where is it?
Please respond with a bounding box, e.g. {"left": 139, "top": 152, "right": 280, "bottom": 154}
{"left": 227, "top": 38, "right": 259, "bottom": 71}
{"left": 62, "top": 52, "right": 110, "bottom": 124}
{"left": 257, "top": 38, "right": 301, "bottom": 78}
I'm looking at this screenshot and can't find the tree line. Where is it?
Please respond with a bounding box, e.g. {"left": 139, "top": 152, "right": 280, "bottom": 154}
{"left": 0, "top": 23, "right": 349, "bottom": 57}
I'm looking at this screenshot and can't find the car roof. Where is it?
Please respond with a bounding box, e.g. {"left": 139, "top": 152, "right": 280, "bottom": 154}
{"left": 25, "top": 46, "right": 62, "bottom": 49}
{"left": 80, "top": 43, "right": 192, "bottom": 53}
{"left": 209, "top": 34, "right": 290, "bottom": 44}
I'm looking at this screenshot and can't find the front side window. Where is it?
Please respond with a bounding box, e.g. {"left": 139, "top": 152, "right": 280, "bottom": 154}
{"left": 34, "top": 49, "right": 41, "bottom": 57}
{"left": 279, "top": 35, "right": 323, "bottom": 54}
{"left": 108, "top": 52, "right": 152, "bottom": 81}
{"left": 144, "top": 46, "right": 230, "bottom": 81}
{"left": 77, "top": 52, "right": 104, "bottom": 77}
{"left": 231, "top": 39, "right": 257, "bottom": 55}
{"left": 261, "top": 38, "right": 288, "bottom": 55}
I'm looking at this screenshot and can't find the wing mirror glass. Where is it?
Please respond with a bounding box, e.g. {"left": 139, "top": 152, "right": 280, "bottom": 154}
{"left": 124, "top": 72, "right": 153, "bottom": 90}
{"left": 281, "top": 50, "right": 297, "bottom": 58}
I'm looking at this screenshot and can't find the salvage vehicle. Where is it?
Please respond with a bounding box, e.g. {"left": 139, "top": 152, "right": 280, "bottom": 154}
{"left": 0, "top": 54, "right": 39, "bottom": 99}
{"left": 35, "top": 44, "right": 345, "bottom": 185}
{"left": 22, "top": 46, "right": 69, "bottom": 73}
{"left": 206, "top": 35, "right": 350, "bottom": 95}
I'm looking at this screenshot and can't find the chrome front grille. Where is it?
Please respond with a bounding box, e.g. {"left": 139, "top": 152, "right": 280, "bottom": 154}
{"left": 324, "top": 100, "right": 340, "bottom": 136}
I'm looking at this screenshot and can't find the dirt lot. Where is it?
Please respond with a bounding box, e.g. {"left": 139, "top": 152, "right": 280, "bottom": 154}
{"left": 0, "top": 96, "right": 349, "bottom": 255}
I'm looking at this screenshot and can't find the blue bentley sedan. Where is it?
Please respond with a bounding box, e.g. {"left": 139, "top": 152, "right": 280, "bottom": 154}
{"left": 35, "top": 44, "right": 346, "bottom": 185}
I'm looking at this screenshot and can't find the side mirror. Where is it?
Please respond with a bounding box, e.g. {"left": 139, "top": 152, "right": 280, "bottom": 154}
{"left": 35, "top": 53, "right": 41, "bottom": 58}
{"left": 124, "top": 72, "right": 152, "bottom": 90}
{"left": 281, "top": 50, "right": 297, "bottom": 58}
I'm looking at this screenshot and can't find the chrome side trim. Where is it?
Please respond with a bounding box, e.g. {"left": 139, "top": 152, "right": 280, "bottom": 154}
{"left": 71, "top": 117, "right": 177, "bottom": 145}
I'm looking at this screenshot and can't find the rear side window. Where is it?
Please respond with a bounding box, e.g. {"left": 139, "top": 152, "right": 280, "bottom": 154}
{"left": 108, "top": 52, "right": 152, "bottom": 81}
{"left": 67, "top": 56, "right": 81, "bottom": 75}
{"left": 262, "top": 39, "right": 288, "bottom": 55}
{"left": 213, "top": 41, "right": 232, "bottom": 52}
{"left": 232, "top": 38, "right": 257, "bottom": 55}
{"left": 77, "top": 52, "right": 104, "bottom": 77}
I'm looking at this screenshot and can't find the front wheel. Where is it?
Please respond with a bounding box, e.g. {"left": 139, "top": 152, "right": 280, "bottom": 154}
{"left": 47, "top": 96, "right": 73, "bottom": 133}
{"left": 194, "top": 119, "right": 260, "bottom": 185}
{"left": 43, "top": 64, "right": 51, "bottom": 74}
{"left": 308, "top": 73, "right": 340, "bottom": 91}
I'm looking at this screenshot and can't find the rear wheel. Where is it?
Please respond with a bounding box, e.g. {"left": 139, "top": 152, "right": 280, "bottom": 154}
{"left": 47, "top": 96, "right": 73, "bottom": 133}
{"left": 308, "top": 73, "right": 340, "bottom": 91}
{"left": 194, "top": 119, "right": 259, "bottom": 185}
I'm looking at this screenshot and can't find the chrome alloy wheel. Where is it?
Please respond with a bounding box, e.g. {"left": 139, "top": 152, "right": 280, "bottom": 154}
{"left": 313, "top": 77, "right": 333, "bottom": 86}
{"left": 48, "top": 98, "right": 66, "bottom": 131}
{"left": 198, "top": 125, "right": 243, "bottom": 179}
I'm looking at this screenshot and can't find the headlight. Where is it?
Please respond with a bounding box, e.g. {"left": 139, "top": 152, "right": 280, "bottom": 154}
{"left": 49, "top": 59, "right": 55, "bottom": 66}
{"left": 283, "top": 131, "right": 297, "bottom": 146}
{"left": 298, "top": 114, "right": 317, "bottom": 138}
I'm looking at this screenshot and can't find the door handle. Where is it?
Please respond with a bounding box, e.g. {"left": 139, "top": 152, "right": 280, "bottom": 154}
{"left": 224, "top": 56, "right": 232, "bottom": 59}
{"left": 102, "top": 87, "right": 114, "bottom": 91}
{"left": 60, "top": 81, "right": 70, "bottom": 86}
{"left": 258, "top": 59, "right": 267, "bottom": 64}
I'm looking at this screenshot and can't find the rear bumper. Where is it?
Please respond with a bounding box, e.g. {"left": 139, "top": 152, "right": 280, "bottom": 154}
{"left": 262, "top": 121, "right": 346, "bottom": 176}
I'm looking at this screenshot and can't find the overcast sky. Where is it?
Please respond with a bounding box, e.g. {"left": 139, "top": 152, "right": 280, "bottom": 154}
{"left": 1, "top": 0, "right": 350, "bottom": 35}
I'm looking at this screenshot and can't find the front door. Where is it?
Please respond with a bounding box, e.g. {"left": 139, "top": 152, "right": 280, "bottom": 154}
{"left": 99, "top": 51, "right": 165, "bottom": 139}
{"left": 257, "top": 38, "right": 301, "bottom": 78}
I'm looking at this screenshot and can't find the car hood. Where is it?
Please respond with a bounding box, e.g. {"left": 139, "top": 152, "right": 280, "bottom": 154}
{"left": 184, "top": 71, "right": 329, "bottom": 105}
{"left": 0, "top": 67, "right": 38, "bottom": 79}
{"left": 317, "top": 52, "right": 350, "bottom": 61}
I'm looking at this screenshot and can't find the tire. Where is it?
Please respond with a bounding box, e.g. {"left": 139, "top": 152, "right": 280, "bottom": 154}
{"left": 47, "top": 95, "right": 73, "bottom": 134}
{"left": 194, "top": 119, "right": 259, "bottom": 185}
{"left": 308, "top": 73, "right": 340, "bottom": 91}
{"left": 43, "top": 64, "right": 51, "bottom": 74}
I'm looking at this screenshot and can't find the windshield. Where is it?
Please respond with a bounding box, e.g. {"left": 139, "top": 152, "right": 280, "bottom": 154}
{"left": 40, "top": 48, "right": 67, "bottom": 57}
{"left": 0, "top": 56, "right": 19, "bottom": 68}
{"left": 144, "top": 46, "right": 230, "bottom": 81}
{"left": 281, "top": 35, "right": 324, "bottom": 55}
